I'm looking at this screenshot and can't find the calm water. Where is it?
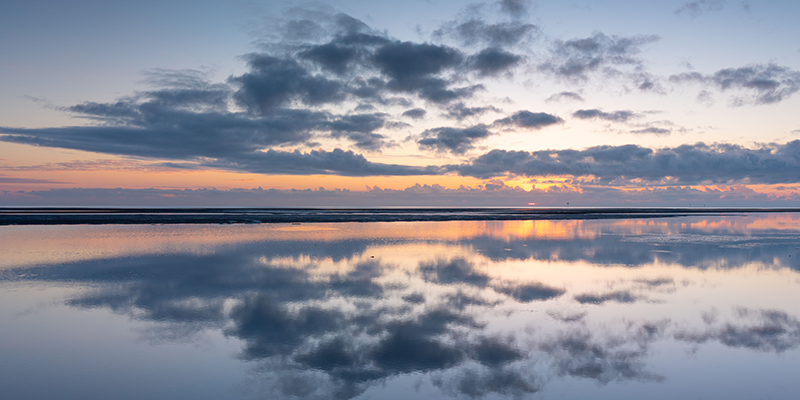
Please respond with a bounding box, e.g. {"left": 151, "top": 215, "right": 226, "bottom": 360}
{"left": 2, "top": 214, "right": 800, "bottom": 399}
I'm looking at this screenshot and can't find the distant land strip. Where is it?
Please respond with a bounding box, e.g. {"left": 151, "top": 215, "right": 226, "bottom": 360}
{"left": 1, "top": 208, "right": 799, "bottom": 225}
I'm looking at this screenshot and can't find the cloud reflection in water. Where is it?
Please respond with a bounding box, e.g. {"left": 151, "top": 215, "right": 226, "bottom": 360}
{"left": 2, "top": 215, "right": 800, "bottom": 399}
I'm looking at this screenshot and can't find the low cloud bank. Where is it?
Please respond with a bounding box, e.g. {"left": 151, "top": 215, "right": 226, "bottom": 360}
{"left": 2, "top": 182, "right": 797, "bottom": 207}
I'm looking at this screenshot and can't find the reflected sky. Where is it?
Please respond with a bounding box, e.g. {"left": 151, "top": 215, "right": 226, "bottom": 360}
{"left": 2, "top": 214, "right": 800, "bottom": 399}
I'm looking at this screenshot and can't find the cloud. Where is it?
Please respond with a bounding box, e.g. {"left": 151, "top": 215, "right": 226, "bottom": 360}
{"left": 232, "top": 55, "right": 346, "bottom": 115}
{"left": 418, "top": 258, "right": 563, "bottom": 302}
{"left": 402, "top": 292, "right": 426, "bottom": 304}
{"left": 4, "top": 7, "right": 800, "bottom": 193}
{"left": 572, "top": 109, "right": 637, "bottom": 122}
{"left": 299, "top": 42, "right": 358, "bottom": 75}
{"left": 669, "top": 63, "right": 800, "bottom": 104}
{"left": 442, "top": 291, "right": 498, "bottom": 310}
{"left": 634, "top": 277, "right": 675, "bottom": 288}
{"left": 326, "top": 113, "right": 392, "bottom": 151}
{"left": 675, "top": 0, "right": 725, "bottom": 17}
{"left": 0, "top": 175, "right": 66, "bottom": 184}
{"left": 4, "top": 180, "right": 800, "bottom": 208}
{"left": 493, "top": 110, "right": 564, "bottom": 130}
{"left": 441, "top": 367, "right": 539, "bottom": 398}
{"left": 545, "top": 91, "right": 585, "bottom": 103}
{"left": 0, "top": 64, "right": 446, "bottom": 175}
{"left": 435, "top": 19, "right": 538, "bottom": 48}
{"left": 208, "top": 148, "right": 439, "bottom": 176}
{"left": 498, "top": 0, "right": 530, "bottom": 17}
{"left": 629, "top": 127, "right": 671, "bottom": 135}
{"left": 419, "top": 258, "right": 491, "bottom": 287}
{"left": 493, "top": 282, "right": 565, "bottom": 302}
{"left": 696, "top": 89, "right": 715, "bottom": 105}
{"left": 1, "top": 10, "right": 519, "bottom": 171}
{"left": 538, "top": 33, "right": 659, "bottom": 82}
{"left": 372, "top": 41, "right": 480, "bottom": 103}
{"left": 450, "top": 140, "right": 800, "bottom": 184}
{"left": 676, "top": 308, "right": 800, "bottom": 353}
{"left": 0, "top": 159, "right": 181, "bottom": 173}
{"left": 574, "top": 290, "right": 640, "bottom": 305}
{"left": 443, "top": 102, "right": 501, "bottom": 120}
{"left": 548, "top": 310, "right": 587, "bottom": 323}
{"left": 540, "top": 325, "right": 665, "bottom": 384}
{"left": 369, "top": 309, "right": 477, "bottom": 373}
{"left": 417, "top": 125, "right": 493, "bottom": 155}
{"left": 5, "top": 180, "right": 800, "bottom": 208}
{"left": 468, "top": 47, "right": 523, "bottom": 76}
{"left": 0, "top": 119, "right": 433, "bottom": 176}
{"left": 401, "top": 108, "right": 426, "bottom": 120}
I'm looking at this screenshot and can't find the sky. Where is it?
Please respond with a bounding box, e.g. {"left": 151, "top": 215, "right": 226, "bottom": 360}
{"left": 1, "top": 0, "right": 800, "bottom": 207}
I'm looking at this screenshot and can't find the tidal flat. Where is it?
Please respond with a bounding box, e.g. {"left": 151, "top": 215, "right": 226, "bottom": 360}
{"left": 2, "top": 213, "right": 800, "bottom": 399}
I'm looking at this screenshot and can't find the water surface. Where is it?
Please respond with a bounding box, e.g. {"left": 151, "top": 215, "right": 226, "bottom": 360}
{"left": 2, "top": 214, "right": 800, "bottom": 399}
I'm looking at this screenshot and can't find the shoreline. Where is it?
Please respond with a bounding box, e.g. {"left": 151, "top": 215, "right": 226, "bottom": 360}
{"left": 2, "top": 207, "right": 799, "bottom": 225}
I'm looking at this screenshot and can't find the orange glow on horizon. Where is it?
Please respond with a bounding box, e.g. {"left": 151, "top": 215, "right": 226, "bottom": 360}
{"left": 1, "top": 140, "right": 799, "bottom": 203}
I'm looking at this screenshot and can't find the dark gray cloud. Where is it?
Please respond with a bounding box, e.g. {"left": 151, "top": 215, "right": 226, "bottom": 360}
{"left": 493, "top": 110, "right": 564, "bottom": 129}
{"left": 436, "top": 19, "right": 538, "bottom": 48}
{"left": 493, "top": 282, "right": 565, "bottom": 302}
{"left": 442, "top": 367, "right": 539, "bottom": 398}
{"left": 372, "top": 41, "right": 481, "bottom": 103}
{"left": 419, "top": 258, "right": 491, "bottom": 287}
{"left": 574, "top": 290, "right": 639, "bottom": 305}
{"left": 634, "top": 277, "right": 675, "bottom": 288}
{"left": 1, "top": 11, "right": 511, "bottom": 173}
{"left": 450, "top": 140, "right": 800, "bottom": 184}
{"left": 540, "top": 325, "right": 665, "bottom": 384}
{"left": 327, "top": 113, "right": 392, "bottom": 151}
{"left": 401, "top": 108, "right": 426, "bottom": 120}
{"left": 417, "top": 258, "right": 563, "bottom": 302}
{"left": 676, "top": 308, "right": 800, "bottom": 353}
{"left": 0, "top": 112, "right": 437, "bottom": 175}
{"left": 633, "top": 73, "right": 667, "bottom": 93}
{"left": 370, "top": 308, "right": 477, "bottom": 373}
{"left": 0, "top": 67, "right": 445, "bottom": 175}
{"left": 545, "top": 91, "right": 585, "bottom": 103}
{"left": 6, "top": 7, "right": 800, "bottom": 189}
{"left": 442, "top": 291, "right": 498, "bottom": 310}
{"left": 373, "top": 41, "right": 462, "bottom": 80}
{"left": 548, "top": 310, "right": 587, "bottom": 323}
{"left": 417, "top": 125, "right": 493, "bottom": 155}
{"left": 444, "top": 102, "right": 501, "bottom": 120}
{"left": 539, "top": 33, "right": 659, "bottom": 82}
{"left": 401, "top": 292, "right": 426, "bottom": 304}
{"left": 669, "top": 63, "right": 800, "bottom": 104}
{"left": 630, "top": 127, "right": 671, "bottom": 135}
{"left": 299, "top": 43, "right": 358, "bottom": 75}
{"left": 1, "top": 244, "right": 491, "bottom": 399}
{"left": 232, "top": 54, "right": 346, "bottom": 115}
{"left": 498, "top": 0, "right": 530, "bottom": 17}
{"left": 675, "top": 0, "right": 725, "bottom": 17}
{"left": 230, "top": 295, "right": 347, "bottom": 359}
{"left": 572, "top": 109, "right": 637, "bottom": 122}
{"left": 350, "top": 77, "right": 411, "bottom": 106}
{"left": 469, "top": 47, "right": 523, "bottom": 76}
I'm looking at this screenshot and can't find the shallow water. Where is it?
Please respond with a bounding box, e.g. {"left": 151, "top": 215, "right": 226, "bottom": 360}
{"left": 2, "top": 214, "right": 800, "bottom": 399}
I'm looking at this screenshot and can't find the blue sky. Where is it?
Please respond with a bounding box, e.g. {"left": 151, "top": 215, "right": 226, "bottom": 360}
{"left": 1, "top": 0, "right": 799, "bottom": 206}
